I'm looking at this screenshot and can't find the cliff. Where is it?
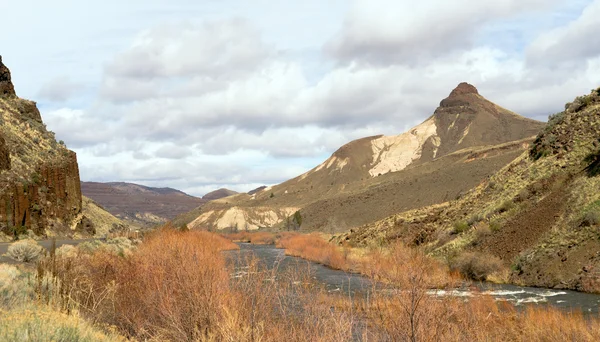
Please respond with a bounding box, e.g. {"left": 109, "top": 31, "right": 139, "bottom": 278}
{"left": 0, "top": 56, "right": 87, "bottom": 239}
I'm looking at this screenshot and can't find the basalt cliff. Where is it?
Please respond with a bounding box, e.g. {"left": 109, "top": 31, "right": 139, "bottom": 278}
{"left": 0, "top": 56, "right": 90, "bottom": 239}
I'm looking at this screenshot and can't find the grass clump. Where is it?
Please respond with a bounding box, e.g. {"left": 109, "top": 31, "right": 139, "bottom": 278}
{"left": 497, "top": 200, "right": 515, "bottom": 214}
{"left": 452, "top": 221, "right": 470, "bottom": 234}
{"left": 580, "top": 209, "right": 600, "bottom": 227}
{"left": 450, "top": 252, "right": 504, "bottom": 281}
{"left": 6, "top": 239, "right": 44, "bottom": 262}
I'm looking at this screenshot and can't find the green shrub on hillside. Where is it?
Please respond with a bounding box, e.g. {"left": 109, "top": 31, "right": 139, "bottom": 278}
{"left": 497, "top": 200, "right": 515, "bottom": 214}
{"left": 584, "top": 149, "right": 600, "bottom": 177}
{"left": 452, "top": 221, "right": 469, "bottom": 234}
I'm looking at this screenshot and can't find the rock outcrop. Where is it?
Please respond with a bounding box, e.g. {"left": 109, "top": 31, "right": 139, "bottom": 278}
{"left": 0, "top": 56, "right": 16, "bottom": 97}
{"left": 0, "top": 57, "right": 87, "bottom": 238}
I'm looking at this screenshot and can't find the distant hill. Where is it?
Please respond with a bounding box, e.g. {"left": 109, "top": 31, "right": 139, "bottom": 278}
{"left": 81, "top": 182, "right": 205, "bottom": 227}
{"left": 177, "top": 83, "right": 544, "bottom": 232}
{"left": 341, "top": 87, "right": 600, "bottom": 292}
{"left": 203, "top": 188, "right": 238, "bottom": 201}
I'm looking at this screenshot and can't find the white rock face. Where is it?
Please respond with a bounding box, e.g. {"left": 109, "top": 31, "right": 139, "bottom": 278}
{"left": 368, "top": 117, "right": 438, "bottom": 177}
{"left": 189, "top": 206, "right": 298, "bottom": 230}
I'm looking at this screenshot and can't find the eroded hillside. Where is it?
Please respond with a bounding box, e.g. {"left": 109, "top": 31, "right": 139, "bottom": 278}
{"left": 182, "top": 83, "right": 544, "bottom": 232}
{"left": 341, "top": 87, "right": 600, "bottom": 292}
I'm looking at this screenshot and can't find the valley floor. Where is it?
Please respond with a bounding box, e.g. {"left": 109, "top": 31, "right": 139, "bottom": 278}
{"left": 2, "top": 229, "right": 600, "bottom": 341}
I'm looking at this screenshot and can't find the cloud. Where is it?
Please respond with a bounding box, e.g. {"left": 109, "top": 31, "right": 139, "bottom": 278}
{"left": 31, "top": 1, "right": 600, "bottom": 196}
{"left": 527, "top": 0, "right": 600, "bottom": 68}
{"left": 105, "top": 19, "right": 270, "bottom": 81}
{"left": 37, "top": 76, "right": 83, "bottom": 102}
{"left": 325, "top": 0, "right": 559, "bottom": 65}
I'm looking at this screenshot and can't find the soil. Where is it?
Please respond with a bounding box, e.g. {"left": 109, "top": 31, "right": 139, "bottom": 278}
{"left": 476, "top": 175, "right": 570, "bottom": 262}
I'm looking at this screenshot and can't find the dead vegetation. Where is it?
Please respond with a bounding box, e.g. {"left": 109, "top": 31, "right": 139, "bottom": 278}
{"left": 0, "top": 228, "right": 595, "bottom": 341}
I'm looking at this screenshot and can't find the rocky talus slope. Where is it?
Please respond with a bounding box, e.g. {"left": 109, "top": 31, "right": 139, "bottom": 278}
{"left": 0, "top": 56, "right": 91, "bottom": 239}
{"left": 340, "top": 88, "right": 600, "bottom": 292}
{"left": 178, "top": 83, "right": 544, "bottom": 232}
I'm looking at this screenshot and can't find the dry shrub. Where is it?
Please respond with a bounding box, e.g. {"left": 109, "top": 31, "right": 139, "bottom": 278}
{"left": 222, "top": 231, "right": 276, "bottom": 244}
{"left": 40, "top": 229, "right": 352, "bottom": 341}
{"left": 6, "top": 239, "right": 44, "bottom": 262}
{"left": 361, "top": 242, "right": 455, "bottom": 289}
{"left": 450, "top": 252, "right": 504, "bottom": 281}
{"left": 277, "top": 233, "right": 351, "bottom": 270}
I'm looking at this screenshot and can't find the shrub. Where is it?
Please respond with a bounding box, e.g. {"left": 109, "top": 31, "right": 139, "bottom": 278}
{"left": 451, "top": 252, "right": 503, "bottom": 281}
{"left": 584, "top": 149, "right": 600, "bottom": 177}
{"left": 6, "top": 239, "right": 44, "bottom": 262}
{"left": 474, "top": 224, "right": 492, "bottom": 241}
{"left": 497, "top": 200, "right": 515, "bottom": 214}
{"left": 452, "top": 221, "right": 469, "bottom": 234}
{"left": 489, "top": 220, "right": 502, "bottom": 232}
{"left": 580, "top": 210, "right": 600, "bottom": 227}
{"left": 467, "top": 215, "right": 482, "bottom": 226}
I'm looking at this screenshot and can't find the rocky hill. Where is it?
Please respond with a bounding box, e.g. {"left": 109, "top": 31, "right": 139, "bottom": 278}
{"left": 81, "top": 181, "right": 205, "bottom": 227}
{"left": 0, "top": 56, "right": 94, "bottom": 240}
{"left": 179, "top": 83, "right": 544, "bottom": 232}
{"left": 203, "top": 188, "right": 238, "bottom": 201}
{"left": 340, "top": 87, "right": 600, "bottom": 292}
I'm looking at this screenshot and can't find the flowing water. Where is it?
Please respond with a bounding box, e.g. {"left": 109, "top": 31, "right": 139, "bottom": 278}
{"left": 228, "top": 243, "right": 600, "bottom": 314}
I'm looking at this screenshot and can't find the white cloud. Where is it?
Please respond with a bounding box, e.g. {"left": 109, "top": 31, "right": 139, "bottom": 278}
{"left": 527, "top": 0, "right": 600, "bottom": 68}
{"left": 8, "top": 0, "right": 599, "bottom": 195}
{"left": 326, "top": 0, "right": 560, "bottom": 65}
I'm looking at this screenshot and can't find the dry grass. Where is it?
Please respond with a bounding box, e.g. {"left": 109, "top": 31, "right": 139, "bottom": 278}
{"left": 277, "top": 233, "right": 353, "bottom": 271}
{"left": 0, "top": 305, "right": 126, "bottom": 342}
{"left": 22, "top": 228, "right": 600, "bottom": 342}
{"left": 222, "top": 231, "right": 277, "bottom": 244}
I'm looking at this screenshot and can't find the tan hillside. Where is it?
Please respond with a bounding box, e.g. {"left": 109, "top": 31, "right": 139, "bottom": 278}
{"left": 340, "top": 87, "right": 600, "bottom": 292}
{"left": 81, "top": 196, "right": 136, "bottom": 237}
{"left": 81, "top": 181, "right": 205, "bottom": 227}
{"left": 180, "top": 83, "right": 544, "bottom": 232}
{"left": 0, "top": 56, "right": 92, "bottom": 239}
{"left": 203, "top": 188, "right": 238, "bottom": 201}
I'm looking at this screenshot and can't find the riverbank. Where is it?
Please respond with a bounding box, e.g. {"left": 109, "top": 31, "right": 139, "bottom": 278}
{"left": 3, "top": 228, "right": 600, "bottom": 341}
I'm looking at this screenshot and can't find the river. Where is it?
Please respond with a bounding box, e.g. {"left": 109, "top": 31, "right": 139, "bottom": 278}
{"left": 228, "top": 243, "right": 600, "bottom": 314}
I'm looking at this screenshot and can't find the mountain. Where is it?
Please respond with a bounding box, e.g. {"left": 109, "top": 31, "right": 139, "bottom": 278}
{"left": 81, "top": 181, "right": 205, "bottom": 227}
{"left": 340, "top": 87, "right": 600, "bottom": 292}
{"left": 178, "top": 83, "right": 544, "bottom": 232}
{"left": 203, "top": 188, "right": 238, "bottom": 201}
{"left": 0, "top": 56, "right": 93, "bottom": 239}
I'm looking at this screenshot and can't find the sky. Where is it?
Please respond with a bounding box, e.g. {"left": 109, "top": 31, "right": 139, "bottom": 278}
{"left": 1, "top": 0, "right": 599, "bottom": 197}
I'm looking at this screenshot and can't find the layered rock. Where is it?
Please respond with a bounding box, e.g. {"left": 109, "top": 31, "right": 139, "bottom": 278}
{"left": 0, "top": 57, "right": 86, "bottom": 238}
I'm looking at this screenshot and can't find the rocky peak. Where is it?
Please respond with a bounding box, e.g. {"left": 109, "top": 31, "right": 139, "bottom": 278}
{"left": 449, "top": 82, "right": 478, "bottom": 97}
{"left": 440, "top": 82, "right": 480, "bottom": 108}
{"left": 0, "top": 56, "right": 16, "bottom": 97}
